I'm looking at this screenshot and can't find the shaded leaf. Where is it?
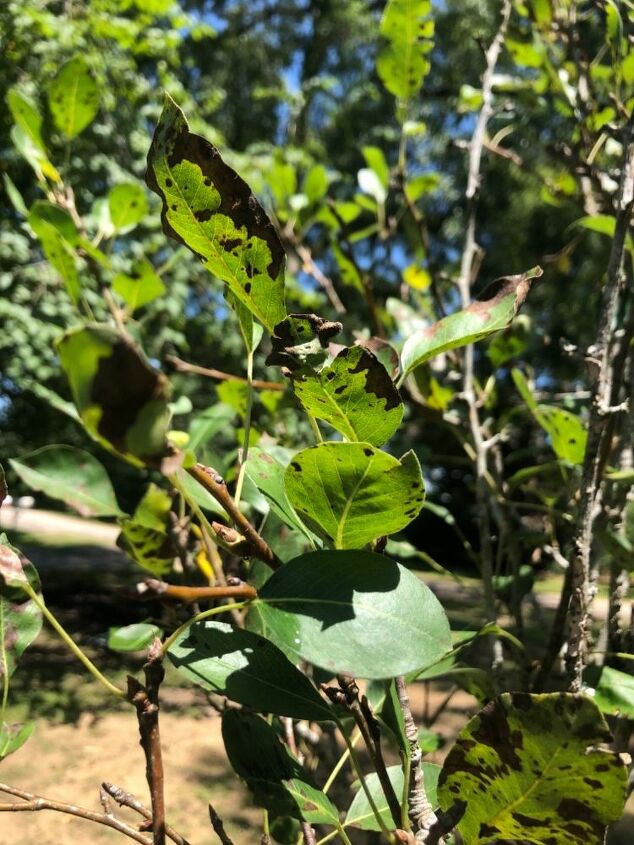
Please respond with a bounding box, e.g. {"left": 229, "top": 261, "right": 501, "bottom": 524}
{"left": 10, "top": 445, "right": 123, "bottom": 518}
{"left": 146, "top": 94, "right": 286, "bottom": 331}
{"left": 48, "top": 56, "right": 100, "bottom": 139}
{"left": 3, "top": 173, "right": 29, "bottom": 217}
{"left": 345, "top": 764, "right": 440, "bottom": 831}
{"left": 591, "top": 667, "right": 634, "bottom": 718}
{"left": 108, "top": 183, "right": 148, "bottom": 231}
{"left": 28, "top": 200, "right": 79, "bottom": 244}
{"left": 282, "top": 779, "right": 339, "bottom": 826}
{"left": 292, "top": 346, "right": 403, "bottom": 447}
{"left": 168, "top": 620, "right": 333, "bottom": 721}
{"left": 284, "top": 442, "right": 424, "bottom": 549}
{"left": 438, "top": 692, "right": 627, "bottom": 845}
{"left": 10, "top": 125, "right": 60, "bottom": 183}
{"left": 251, "top": 550, "right": 451, "bottom": 679}
{"left": 108, "top": 623, "right": 162, "bottom": 653}
{"left": 7, "top": 88, "right": 45, "bottom": 151}
{"left": 117, "top": 484, "right": 174, "bottom": 576}
{"left": 28, "top": 206, "right": 80, "bottom": 304}
{"left": 0, "top": 466, "right": 6, "bottom": 509}
{"left": 187, "top": 404, "right": 237, "bottom": 451}
{"left": 401, "top": 267, "right": 541, "bottom": 378}
{"left": 57, "top": 324, "right": 172, "bottom": 467}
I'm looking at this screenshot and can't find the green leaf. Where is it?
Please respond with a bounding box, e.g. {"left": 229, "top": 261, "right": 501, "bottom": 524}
{"left": 48, "top": 56, "right": 100, "bottom": 139}
{"left": 3, "top": 173, "right": 29, "bottom": 217}
{"left": 401, "top": 267, "right": 541, "bottom": 378}
{"left": 108, "top": 623, "right": 162, "bottom": 653}
{"left": 168, "top": 620, "right": 333, "bottom": 721}
{"left": 251, "top": 550, "right": 451, "bottom": 679}
{"left": 28, "top": 206, "right": 80, "bottom": 304}
{"left": 345, "top": 764, "right": 440, "bottom": 831}
{"left": 303, "top": 164, "right": 328, "bottom": 203}
{"left": 10, "top": 125, "right": 60, "bottom": 183}
{"left": 362, "top": 146, "right": 390, "bottom": 190}
{"left": 292, "top": 347, "right": 403, "bottom": 447}
{"left": 118, "top": 484, "right": 174, "bottom": 576}
{"left": 284, "top": 443, "right": 424, "bottom": 549}
{"left": 0, "top": 544, "right": 42, "bottom": 679}
{"left": 0, "top": 722, "right": 35, "bottom": 761}
{"left": 377, "top": 0, "right": 434, "bottom": 103}
{"left": 108, "top": 183, "right": 148, "bottom": 231}
{"left": 438, "top": 693, "right": 627, "bottom": 845}
{"left": 173, "top": 467, "right": 228, "bottom": 517}
{"left": 28, "top": 200, "right": 79, "bottom": 244}
{"left": 512, "top": 369, "right": 587, "bottom": 464}
{"left": 245, "top": 448, "right": 315, "bottom": 540}
{"left": 591, "top": 667, "right": 634, "bottom": 718}
{"left": 57, "top": 325, "right": 172, "bottom": 467}
{"left": 10, "top": 445, "right": 123, "bottom": 518}
{"left": 7, "top": 88, "right": 45, "bottom": 151}
{"left": 145, "top": 94, "right": 286, "bottom": 331}
{"left": 187, "top": 404, "right": 237, "bottom": 451}
{"left": 221, "top": 709, "right": 315, "bottom": 820}
{"left": 282, "top": 779, "right": 339, "bottom": 826}
{"left": 113, "top": 259, "right": 166, "bottom": 312}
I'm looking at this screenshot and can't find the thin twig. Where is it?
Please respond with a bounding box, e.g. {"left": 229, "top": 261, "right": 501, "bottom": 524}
{"left": 209, "top": 804, "right": 236, "bottom": 845}
{"left": 395, "top": 676, "right": 437, "bottom": 843}
{"left": 139, "top": 578, "right": 257, "bottom": 604}
{"left": 293, "top": 239, "right": 346, "bottom": 314}
{"left": 187, "top": 464, "right": 280, "bottom": 569}
{"left": 566, "top": 131, "right": 634, "bottom": 691}
{"left": 102, "top": 783, "right": 191, "bottom": 845}
{"left": 166, "top": 355, "right": 285, "bottom": 391}
{"left": 127, "top": 639, "right": 166, "bottom": 845}
{"left": 0, "top": 782, "right": 152, "bottom": 845}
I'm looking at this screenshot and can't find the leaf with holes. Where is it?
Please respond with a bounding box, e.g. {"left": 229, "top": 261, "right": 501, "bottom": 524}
{"left": 377, "top": 0, "right": 434, "bottom": 103}
{"left": 250, "top": 550, "right": 451, "bottom": 679}
{"left": 10, "top": 445, "right": 123, "bottom": 518}
{"left": 48, "top": 56, "right": 100, "bottom": 139}
{"left": 401, "top": 267, "right": 541, "bottom": 378}
{"left": 146, "top": 94, "right": 285, "bottom": 331}
{"left": 292, "top": 346, "right": 403, "bottom": 447}
{"left": 438, "top": 692, "right": 627, "bottom": 845}
{"left": 284, "top": 442, "right": 424, "bottom": 549}
{"left": 57, "top": 325, "right": 172, "bottom": 467}
{"left": 168, "top": 621, "right": 333, "bottom": 721}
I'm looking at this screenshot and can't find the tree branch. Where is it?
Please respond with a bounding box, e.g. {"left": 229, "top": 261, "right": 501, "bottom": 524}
{"left": 102, "top": 783, "right": 191, "bottom": 845}
{"left": 127, "top": 640, "right": 167, "bottom": 845}
{"left": 209, "top": 804, "right": 236, "bottom": 845}
{"left": 139, "top": 578, "right": 257, "bottom": 604}
{"left": 166, "top": 356, "right": 285, "bottom": 391}
{"left": 566, "top": 131, "right": 634, "bottom": 690}
{"left": 0, "top": 782, "right": 152, "bottom": 845}
{"left": 187, "top": 464, "right": 280, "bottom": 569}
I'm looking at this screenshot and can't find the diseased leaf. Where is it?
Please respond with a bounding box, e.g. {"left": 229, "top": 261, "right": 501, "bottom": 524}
{"left": 118, "top": 484, "right": 174, "bottom": 576}
{"left": 438, "top": 693, "right": 627, "bottom": 845}
{"left": 377, "top": 0, "right": 434, "bottom": 103}
{"left": 292, "top": 346, "right": 403, "bottom": 447}
{"left": 108, "top": 183, "right": 148, "bottom": 231}
{"left": 251, "top": 550, "right": 451, "bottom": 679}
{"left": 48, "top": 56, "right": 100, "bottom": 139}
{"left": 145, "top": 94, "right": 286, "bottom": 331}
{"left": 10, "top": 445, "right": 123, "bottom": 518}
{"left": 345, "top": 764, "right": 440, "bottom": 831}
{"left": 0, "top": 721, "right": 35, "bottom": 761}
{"left": 7, "top": 88, "right": 45, "bottom": 151}
{"left": 113, "top": 259, "right": 166, "bottom": 312}
{"left": 108, "top": 623, "right": 162, "bottom": 653}
{"left": 401, "top": 267, "right": 542, "bottom": 378}
{"left": 266, "top": 313, "right": 342, "bottom": 372}
{"left": 284, "top": 442, "right": 424, "bottom": 549}
{"left": 57, "top": 324, "right": 172, "bottom": 467}
{"left": 168, "top": 621, "right": 333, "bottom": 721}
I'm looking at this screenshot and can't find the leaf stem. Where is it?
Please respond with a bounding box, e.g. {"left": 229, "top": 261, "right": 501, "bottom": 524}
{"left": 160, "top": 601, "right": 248, "bottom": 655}
{"left": 22, "top": 582, "right": 124, "bottom": 699}
{"left": 234, "top": 349, "right": 254, "bottom": 508}
{"left": 307, "top": 413, "right": 323, "bottom": 443}
{"left": 322, "top": 729, "right": 362, "bottom": 794}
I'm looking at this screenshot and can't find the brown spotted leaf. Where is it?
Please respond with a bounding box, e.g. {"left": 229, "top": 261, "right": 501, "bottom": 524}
{"left": 266, "top": 313, "right": 342, "bottom": 373}
{"left": 401, "top": 266, "right": 542, "bottom": 378}
{"left": 438, "top": 692, "right": 627, "bottom": 845}
{"left": 0, "top": 535, "right": 42, "bottom": 683}
{"left": 56, "top": 325, "right": 172, "bottom": 468}
{"left": 146, "top": 94, "right": 286, "bottom": 331}
{"left": 292, "top": 346, "right": 403, "bottom": 447}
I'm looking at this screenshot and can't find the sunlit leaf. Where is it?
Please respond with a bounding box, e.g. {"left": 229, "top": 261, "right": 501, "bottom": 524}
{"left": 284, "top": 442, "right": 424, "bottom": 549}
{"left": 108, "top": 183, "right": 148, "bottom": 231}
{"left": 108, "top": 623, "right": 162, "bottom": 653}
{"left": 245, "top": 447, "right": 314, "bottom": 539}
{"left": 377, "top": 0, "right": 434, "bottom": 103}
{"left": 345, "top": 764, "right": 440, "bottom": 831}
{"left": 146, "top": 94, "right": 286, "bottom": 331}
{"left": 7, "top": 88, "right": 45, "bottom": 151}
{"left": 113, "top": 259, "right": 166, "bottom": 312}
{"left": 438, "top": 693, "right": 627, "bottom": 845}
{"left": 401, "top": 267, "right": 541, "bottom": 378}
{"left": 0, "top": 722, "right": 35, "bottom": 761}
{"left": 251, "top": 550, "right": 451, "bottom": 678}
{"left": 48, "top": 56, "right": 100, "bottom": 139}
{"left": 28, "top": 204, "right": 80, "bottom": 304}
